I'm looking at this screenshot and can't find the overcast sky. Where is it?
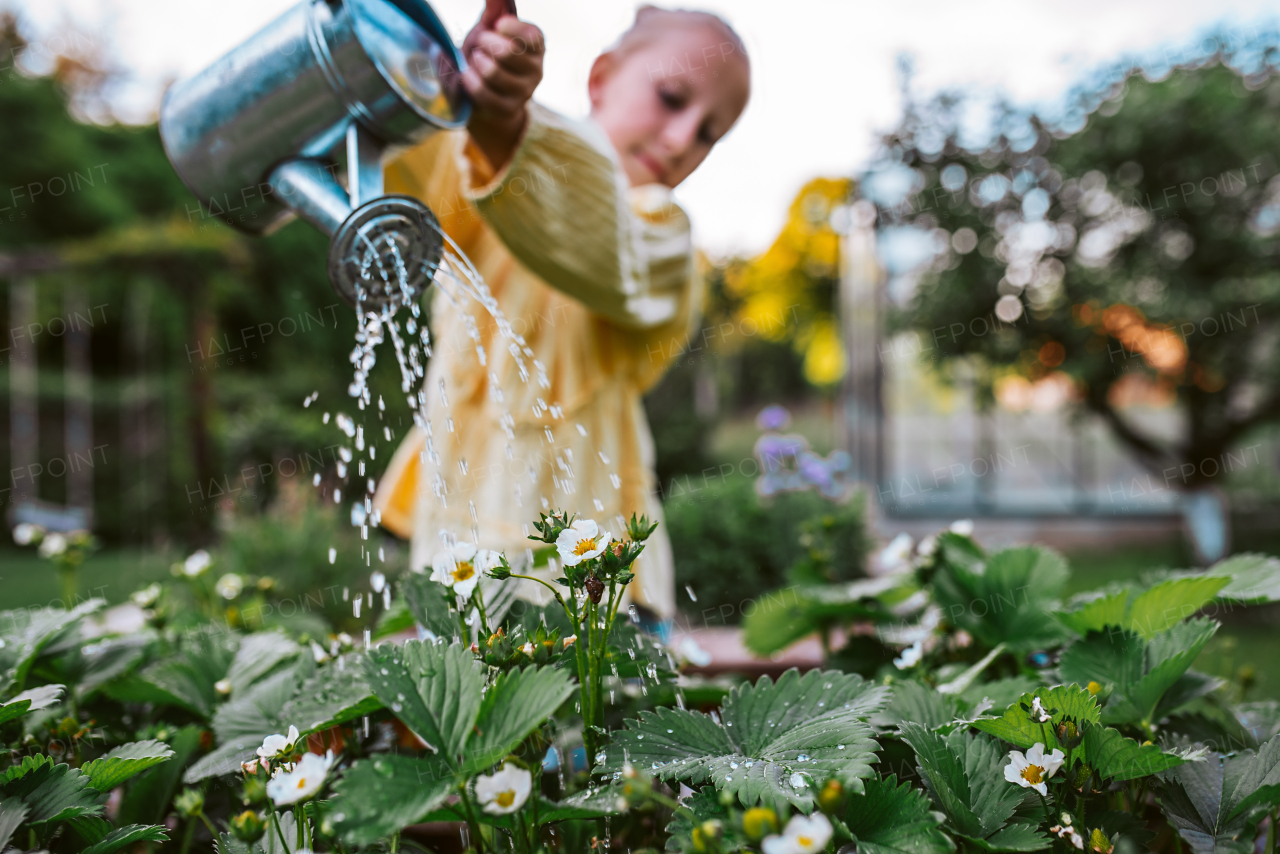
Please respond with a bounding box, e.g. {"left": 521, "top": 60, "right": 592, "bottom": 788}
{"left": 6, "top": 0, "right": 1280, "bottom": 255}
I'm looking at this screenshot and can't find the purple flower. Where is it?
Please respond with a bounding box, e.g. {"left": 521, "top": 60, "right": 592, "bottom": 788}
{"left": 756, "top": 405, "right": 791, "bottom": 432}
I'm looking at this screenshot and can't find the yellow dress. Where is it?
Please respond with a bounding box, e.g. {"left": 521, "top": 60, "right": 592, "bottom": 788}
{"left": 373, "top": 103, "right": 702, "bottom": 620}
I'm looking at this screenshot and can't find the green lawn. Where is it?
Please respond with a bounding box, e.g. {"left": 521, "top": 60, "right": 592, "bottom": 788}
{"left": 0, "top": 548, "right": 176, "bottom": 610}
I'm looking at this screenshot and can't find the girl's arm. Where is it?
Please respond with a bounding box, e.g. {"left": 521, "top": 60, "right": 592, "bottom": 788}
{"left": 459, "top": 103, "right": 694, "bottom": 330}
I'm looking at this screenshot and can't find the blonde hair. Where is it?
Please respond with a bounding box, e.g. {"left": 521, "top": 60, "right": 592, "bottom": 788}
{"left": 611, "top": 5, "right": 748, "bottom": 67}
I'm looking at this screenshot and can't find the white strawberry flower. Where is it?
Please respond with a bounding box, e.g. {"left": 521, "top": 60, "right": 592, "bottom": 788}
{"left": 893, "top": 640, "right": 923, "bottom": 669}
{"left": 554, "top": 519, "right": 611, "bottom": 567}
{"left": 762, "top": 813, "right": 832, "bottom": 854}
{"left": 39, "top": 533, "right": 68, "bottom": 558}
{"left": 475, "top": 762, "right": 532, "bottom": 815}
{"left": 257, "top": 725, "right": 301, "bottom": 760}
{"left": 430, "top": 541, "right": 498, "bottom": 598}
{"left": 1003, "top": 742, "right": 1065, "bottom": 796}
{"left": 181, "top": 549, "right": 212, "bottom": 577}
{"left": 267, "top": 750, "right": 334, "bottom": 805}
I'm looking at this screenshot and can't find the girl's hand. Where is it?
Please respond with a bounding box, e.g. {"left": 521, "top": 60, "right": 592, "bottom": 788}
{"left": 462, "top": 7, "right": 544, "bottom": 172}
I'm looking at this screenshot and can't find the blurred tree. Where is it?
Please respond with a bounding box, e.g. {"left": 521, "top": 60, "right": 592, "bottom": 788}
{"left": 0, "top": 13, "right": 402, "bottom": 550}
{"left": 872, "top": 36, "right": 1280, "bottom": 559}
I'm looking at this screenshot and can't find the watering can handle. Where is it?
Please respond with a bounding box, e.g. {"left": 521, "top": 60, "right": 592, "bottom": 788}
{"left": 480, "top": 0, "right": 518, "bottom": 28}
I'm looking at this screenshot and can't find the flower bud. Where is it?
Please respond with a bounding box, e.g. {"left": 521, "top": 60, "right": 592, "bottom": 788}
{"left": 741, "top": 807, "right": 779, "bottom": 842}
{"left": 1089, "top": 828, "right": 1113, "bottom": 853}
{"left": 231, "top": 810, "right": 266, "bottom": 843}
{"left": 817, "top": 778, "right": 845, "bottom": 814}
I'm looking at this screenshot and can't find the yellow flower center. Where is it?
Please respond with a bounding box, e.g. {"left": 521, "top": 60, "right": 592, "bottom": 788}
{"left": 496, "top": 789, "right": 516, "bottom": 808}
{"left": 296, "top": 776, "right": 308, "bottom": 790}
{"left": 1021, "top": 764, "right": 1046, "bottom": 785}
{"left": 452, "top": 561, "right": 475, "bottom": 583}
{"left": 573, "top": 537, "right": 598, "bottom": 556}
{"left": 798, "top": 835, "right": 813, "bottom": 847}
{"left": 1087, "top": 681, "right": 1101, "bottom": 695}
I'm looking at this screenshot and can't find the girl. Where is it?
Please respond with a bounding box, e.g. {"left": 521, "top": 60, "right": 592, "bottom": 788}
{"left": 374, "top": 4, "right": 750, "bottom": 626}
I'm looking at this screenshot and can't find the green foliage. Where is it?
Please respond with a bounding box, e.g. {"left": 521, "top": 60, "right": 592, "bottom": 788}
{"left": 80, "top": 739, "right": 173, "bottom": 791}
{"left": 932, "top": 546, "right": 1070, "bottom": 652}
{"left": 1058, "top": 619, "right": 1218, "bottom": 725}
{"left": 1080, "top": 722, "right": 1187, "bottom": 781}
{"left": 79, "top": 824, "right": 171, "bottom": 854}
{"left": 461, "top": 664, "right": 576, "bottom": 775}
{"left": 899, "top": 724, "right": 1047, "bottom": 851}
{"left": 877, "top": 50, "right": 1280, "bottom": 487}
{"left": 666, "top": 475, "right": 870, "bottom": 627}
{"left": 1057, "top": 575, "right": 1229, "bottom": 638}
{"left": 1206, "top": 553, "right": 1280, "bottom": 603}
{"left": 604, "top": 668, "right": 885, "bottom": 810}
{"left": 1156, "top": 734, "right": 1280, "bottom": 854}
{"left": 327, "top": 754, "right": 456, "bottom": 846}
{"left": 840, "top": 774, "right": 954, "bottom": 854}
{"left": 972, "top": 685, "right": 1100, "bottom": 750}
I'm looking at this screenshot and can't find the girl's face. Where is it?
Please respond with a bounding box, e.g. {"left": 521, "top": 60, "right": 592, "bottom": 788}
{"left": 589, "top": 24, "right": 750, "bottom": 189}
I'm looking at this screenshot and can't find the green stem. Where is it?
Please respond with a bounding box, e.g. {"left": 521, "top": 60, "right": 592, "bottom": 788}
{"left": 390, "top": 829, "right": 400, "bottom": 853}
{"left": 458, "top": 783, "right": 489, "bottom": 854}
{"left": 197, "top": 810, "right": 218, "bottom": 839}
{"left": 294, "top": 805, "right": 304, "bottom": 849}
{"left": 269, "top": 807, "right": 290, "bottom": 854}
{"left": 1035, "top": 791, "right": 1053, "bottom": 829}
{"left": 178, "top": 817, "right": 196, "bottom": 854}
{"left": 1266, "top": 806, "right": 1277, "bottom": 854}
{"left": 516, "top": 811, "right": 532, "bottom": 854}
{"left": 473, "top": 589, "right": 492, "bottom": 638}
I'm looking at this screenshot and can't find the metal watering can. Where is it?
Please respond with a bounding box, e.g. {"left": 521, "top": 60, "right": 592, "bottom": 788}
{"left": 160, "top": 0, "right": 490, "bottom": 308}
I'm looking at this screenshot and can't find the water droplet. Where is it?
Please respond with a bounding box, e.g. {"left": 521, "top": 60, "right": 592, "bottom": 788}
{"left": 837, "top": 744, "right": 845, "bottom": 750}
{"left": 329, "top": 548, "right": 337, "bottom": 564}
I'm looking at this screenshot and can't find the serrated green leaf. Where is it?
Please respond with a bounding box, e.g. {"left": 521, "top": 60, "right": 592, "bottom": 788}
{"left": 328, "top": 754, "right": 455, "bottom": 847}
{"left": 399, "top": 573, "right": 464, "bottom": 640}
{"left": 66, "top": 814, "right": 111, "bottom": 844}
{"left": 81, "top": 740, "right": 174, "bottom": 791}
{"left": 1125, "top": 577, "right": 1228, "bottom": 639}
{"left": 0, "top": 796, "right": 28, "bottom": 851}
{"left": 872, "top": 681, "right": 959, "bottom": 731}
{"left": 106, "top": 631, "right": 238, "bottom": 719}
{"left": 604, "top": 669, "right": 886, "bottom": 810}
{"left": 1, "top": 762, "right": 103, "bottom": 825}
{"left": 1059, "top": 620, "right": 1216, "bottom": 727}
{"left": 122, "top": 725, "right": 201, "bottom": 825}
{"left": 3, "top": 754, "right": 51, "bottom": 784}
{"left": 842, "top": 774, "right": 954, "bottom": 854}
{"left": 1157, "top": 734, "right": 1280, "bottom": 854}
{"left": 1206, "top": 553, "right": 1280, "bottom": 603}
{"left": 363, "top": 640, "right": 482, "bottom": 769}
{"left": 212, "top": 661, "right": 305, "bottom": 744}
{"left": 1082, "top": 722, "right": 1185, "bottom": 781}
{"left": 899, "top": 723, "right": 1022, "bottom": 841}
{"left": 75, "top": 633, "right": 154, "bottom": 699}
{"left": 80, "top": 823, "right": 169, "bottom": 854}
{"left": 971, "top": 685, "right": 1100, "bottom": 750}
{"left": 278, "top": 655, "right": 382, "bottom": 734}
{"left": 1056, "top": 591, "right": 1129, "bottom": 636}
{"left": 933, "top": 547, "right": 1069, "bottom": 653}
{"left": 0, "top": 601, "right": 102, "bottom": 694}
{"left": 967, "top": 823, "right": 1049, "bottom": 851}
{"left": 0, "top": 684, "right": 63, "bottom": 727}
{"left": 225, "top": 631, "right": 302, "bottom": 695}
{"left": 461, "top": 665, "right": 574, "bottom": 776}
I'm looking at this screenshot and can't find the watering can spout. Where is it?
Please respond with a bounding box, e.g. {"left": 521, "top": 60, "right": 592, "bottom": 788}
{"left": 160, "top": 0, "right": 469, "bottom": 309}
